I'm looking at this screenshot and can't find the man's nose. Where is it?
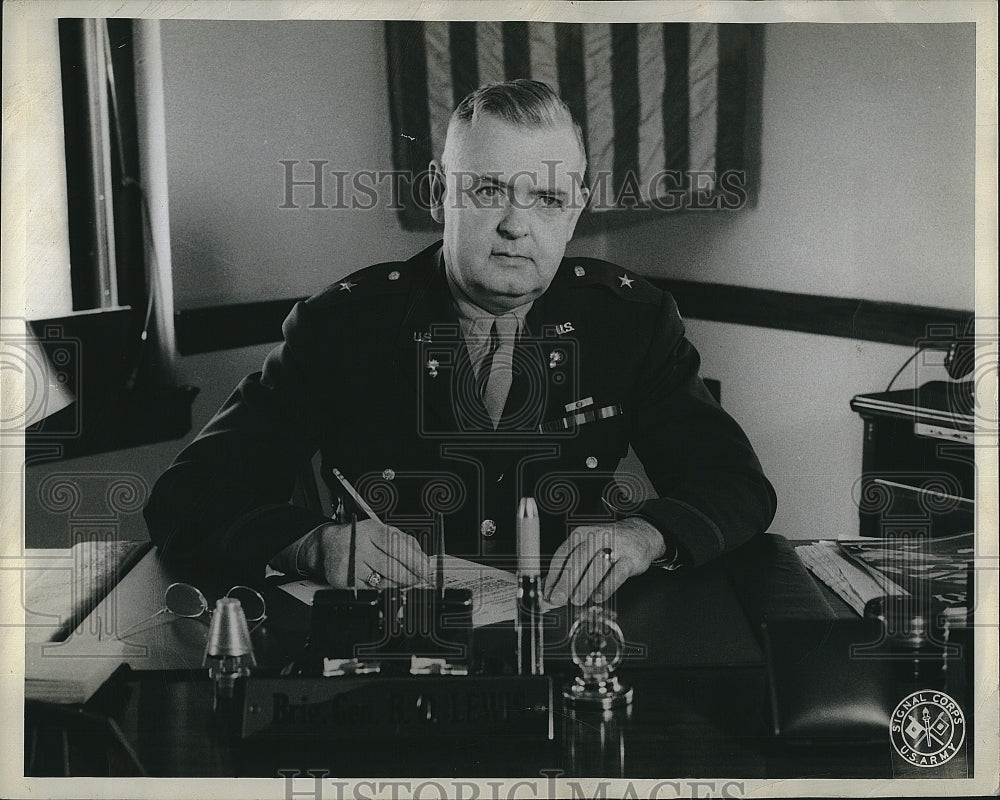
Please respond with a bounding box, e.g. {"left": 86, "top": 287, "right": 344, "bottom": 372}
{"left": 497, "top": 200, "right": 529, "bottom": 238}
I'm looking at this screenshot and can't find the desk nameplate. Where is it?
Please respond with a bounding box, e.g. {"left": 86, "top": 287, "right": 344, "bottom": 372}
{"left": 241, "top": 676, "right": 553, "bottom": 740}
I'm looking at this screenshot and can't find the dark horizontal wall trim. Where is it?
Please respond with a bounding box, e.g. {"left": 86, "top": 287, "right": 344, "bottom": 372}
{"left": 175, "top": 282, "right": 973, "bottom": 355}
{"left": 656, "top": 280, "right": 973, "bottom": 348}
{"left": 175, "top": 299, "right": 299, "bottom": 355}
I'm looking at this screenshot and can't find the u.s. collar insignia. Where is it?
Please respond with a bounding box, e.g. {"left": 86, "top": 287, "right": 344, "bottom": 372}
{"left": 555, "top": 321, "right": 575, "bottom": 336}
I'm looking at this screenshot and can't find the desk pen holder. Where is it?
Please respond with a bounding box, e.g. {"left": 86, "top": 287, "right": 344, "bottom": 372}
{"left": 515, "top": 574, "right": 545, "bottom": 676}
{"left": 310, "top": 589, "right": 385, "bottom": 675}
{"left": 402, "top": 587, "right": 473, "bottom": 675}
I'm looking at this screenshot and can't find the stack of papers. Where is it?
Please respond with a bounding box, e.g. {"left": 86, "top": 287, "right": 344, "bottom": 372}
{"left": 838, "top": 532, "right": 972, "bottom": 618}
{"left": 797, "top": 541, "right": 908, "bottom": 616}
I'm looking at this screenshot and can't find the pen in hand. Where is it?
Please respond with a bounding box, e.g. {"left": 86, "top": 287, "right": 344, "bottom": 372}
{"left": 331, "top": 467, "right": 432, "bottom": 587}
{"left": 331, "top": 467, "right": 382, "bottom": 524}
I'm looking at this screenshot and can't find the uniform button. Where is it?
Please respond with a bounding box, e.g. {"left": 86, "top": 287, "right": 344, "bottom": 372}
{"left": 388, "top": 270, "right": 400, "bottom": 281}
{"left": 585, "top": 456, "right": 598, "bottom": 469}
{"left": 496, "top": 473, "right": 504, "bottom": 483}
{"left": 574, "top": 265, "right": 586, "bottom": 277}
{"left": 382, "top": 468, "right": 395, "bottom": 481}
{"left": 480, "top": 519, "right": 497, "bottom": 538}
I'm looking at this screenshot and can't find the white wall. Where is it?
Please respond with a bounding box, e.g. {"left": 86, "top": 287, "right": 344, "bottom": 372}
{"left": 686, "top": 322, "right": 954, "bottom": 540}
{"left": 609, "top": 23, "right": 975, "bottom": 309}
{"left": 604, "top": 23, "right": 975, "bottom": 539}
{"left": 161, "top": 20, "right": 438, "bottom": 308}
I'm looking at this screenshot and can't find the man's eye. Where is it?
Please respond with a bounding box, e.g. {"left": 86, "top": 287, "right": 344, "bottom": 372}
{"left": 476, "top": 185, "right": 501, "bottom": 198}
{"left": 539, "top": 195, "right": 564, "bottom": 209}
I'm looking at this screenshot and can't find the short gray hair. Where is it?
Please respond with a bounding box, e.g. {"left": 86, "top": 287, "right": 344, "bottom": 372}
{"left": 442, "top": 79, "right": 588, "bottom": 179}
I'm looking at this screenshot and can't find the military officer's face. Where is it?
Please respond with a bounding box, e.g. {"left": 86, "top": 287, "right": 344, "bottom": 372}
{"left": 432, "top": 115, "right": 589, "bottom": 314}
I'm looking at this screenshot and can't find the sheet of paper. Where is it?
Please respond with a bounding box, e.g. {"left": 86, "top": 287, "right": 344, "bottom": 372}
{"left": 440, "top": 555, "right": 560, "bottom": 628}
{"left": 274, "top": 555, "right": 560, "bottom": 628}
{"left": 274, "top": 576, "right": 328, "bottom": 606}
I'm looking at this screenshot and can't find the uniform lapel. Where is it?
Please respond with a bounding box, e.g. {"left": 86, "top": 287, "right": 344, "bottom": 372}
{"left": 391, "top": 246, "right": 485, "bottom": 433}
{"left": 501, "top": 264, "right": 580, "bottom": 431}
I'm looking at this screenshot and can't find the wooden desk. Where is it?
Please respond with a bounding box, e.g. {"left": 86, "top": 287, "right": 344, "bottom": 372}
{"left": 24, "top": 536, "right": 924, "bottom": 779}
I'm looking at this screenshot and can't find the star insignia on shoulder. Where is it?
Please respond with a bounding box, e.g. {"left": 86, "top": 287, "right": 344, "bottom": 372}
{"left": 339, "top": 280, "right": 357, "bottom": 292}
{"left": 618, "top": 273, "right": 634, "bottom": 289}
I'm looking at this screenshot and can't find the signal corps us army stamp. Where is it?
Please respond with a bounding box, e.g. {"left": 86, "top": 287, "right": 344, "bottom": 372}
{"left": 890, "top": 689, "right": 966, "bottom": 768}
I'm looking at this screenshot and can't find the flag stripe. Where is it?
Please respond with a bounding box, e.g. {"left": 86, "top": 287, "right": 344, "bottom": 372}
{"left": 385, "top": 21, "right": 431, "bottom": 174}
{"left": 611, "top": 24, "right": 640, "bottom": 198}
{"left": 476, "top": 22, "right": 505, "bottom": 86}
{"left": 503, "top": 21, "right": 531, "bottom": 80}
{"left": 716, "top": 24, "right": 749, "bottom": 176}
{"left": 528, "top": 22, "right": 559, "bottom": 93}
{"left": 637, "top": 24, "right": 666, "bottom": 196}
{"left": 387, "top": 20, "right": 748, "bottom": 223}
{"left": 688, "top": 23, "right": 718, "bottom": 180}
{"left": 583, "top": 24, "right": 615, "bottom": 197}
{"left": 425, "top": 22, "right": 454, "bottom": 160}
{"left": 449, "top": 22, "right": 479, "bottom": 107}
{"left": 661, "top": 24, "right": 689, "bottom": 176}
{"left": 555, "top": 24, "right": 588, "bottom": 152}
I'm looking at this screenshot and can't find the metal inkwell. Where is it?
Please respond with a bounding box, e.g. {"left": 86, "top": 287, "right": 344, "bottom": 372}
{"left": 563, "top": 605, "right": 633, "bottom": 709}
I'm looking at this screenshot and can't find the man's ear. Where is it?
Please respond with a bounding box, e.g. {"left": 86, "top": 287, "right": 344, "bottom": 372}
{"left": 429, "top": 159, "right": 446, "bottom": 224}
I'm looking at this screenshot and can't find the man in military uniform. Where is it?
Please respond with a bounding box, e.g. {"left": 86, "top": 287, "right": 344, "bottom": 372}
{"left": 144, "top": 80, "right": 775, "bottom": 606}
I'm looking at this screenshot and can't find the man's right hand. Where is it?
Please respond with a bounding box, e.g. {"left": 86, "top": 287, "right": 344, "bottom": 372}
{"left": 290, "top": 520, "right": 432, "bottom": 589}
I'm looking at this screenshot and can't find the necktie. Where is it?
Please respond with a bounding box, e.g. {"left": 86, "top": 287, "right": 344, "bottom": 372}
{"left": 478, "top": 314, "right": 518, "bottom": 428}
{"left": 475, "top": 321, "right": 499, "bottom": 400}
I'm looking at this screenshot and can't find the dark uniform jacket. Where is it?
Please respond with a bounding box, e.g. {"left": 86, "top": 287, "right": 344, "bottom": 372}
{"left": 144, "top": 241, "right": 776, "bottom": 583}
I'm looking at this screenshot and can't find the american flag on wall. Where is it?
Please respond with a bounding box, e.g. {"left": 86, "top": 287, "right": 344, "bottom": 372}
{"left": 386, "top": 21, "right": 757, "bottom": 228}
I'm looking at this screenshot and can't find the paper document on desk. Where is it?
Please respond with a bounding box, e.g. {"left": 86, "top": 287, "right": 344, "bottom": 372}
{"left": 797, "top": 540, "right": 908, "bottom": 616}
{"left": 439, "top": 555, "right": 560, "bottom": 627}
{"left": 275, "top": 556, "right": 559, "bottom": 628}
{"left": 838, "top": 532, "right": 973, "bottom": 618}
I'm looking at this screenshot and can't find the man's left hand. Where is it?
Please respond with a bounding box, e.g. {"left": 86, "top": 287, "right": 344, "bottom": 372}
{"left": 542, "top": 517, "right": 667, "bottom": 606}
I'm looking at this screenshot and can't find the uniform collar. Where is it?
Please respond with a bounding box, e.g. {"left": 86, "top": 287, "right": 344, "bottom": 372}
{"left": 398, "top": 241, "right": 570, "bottom": 338}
